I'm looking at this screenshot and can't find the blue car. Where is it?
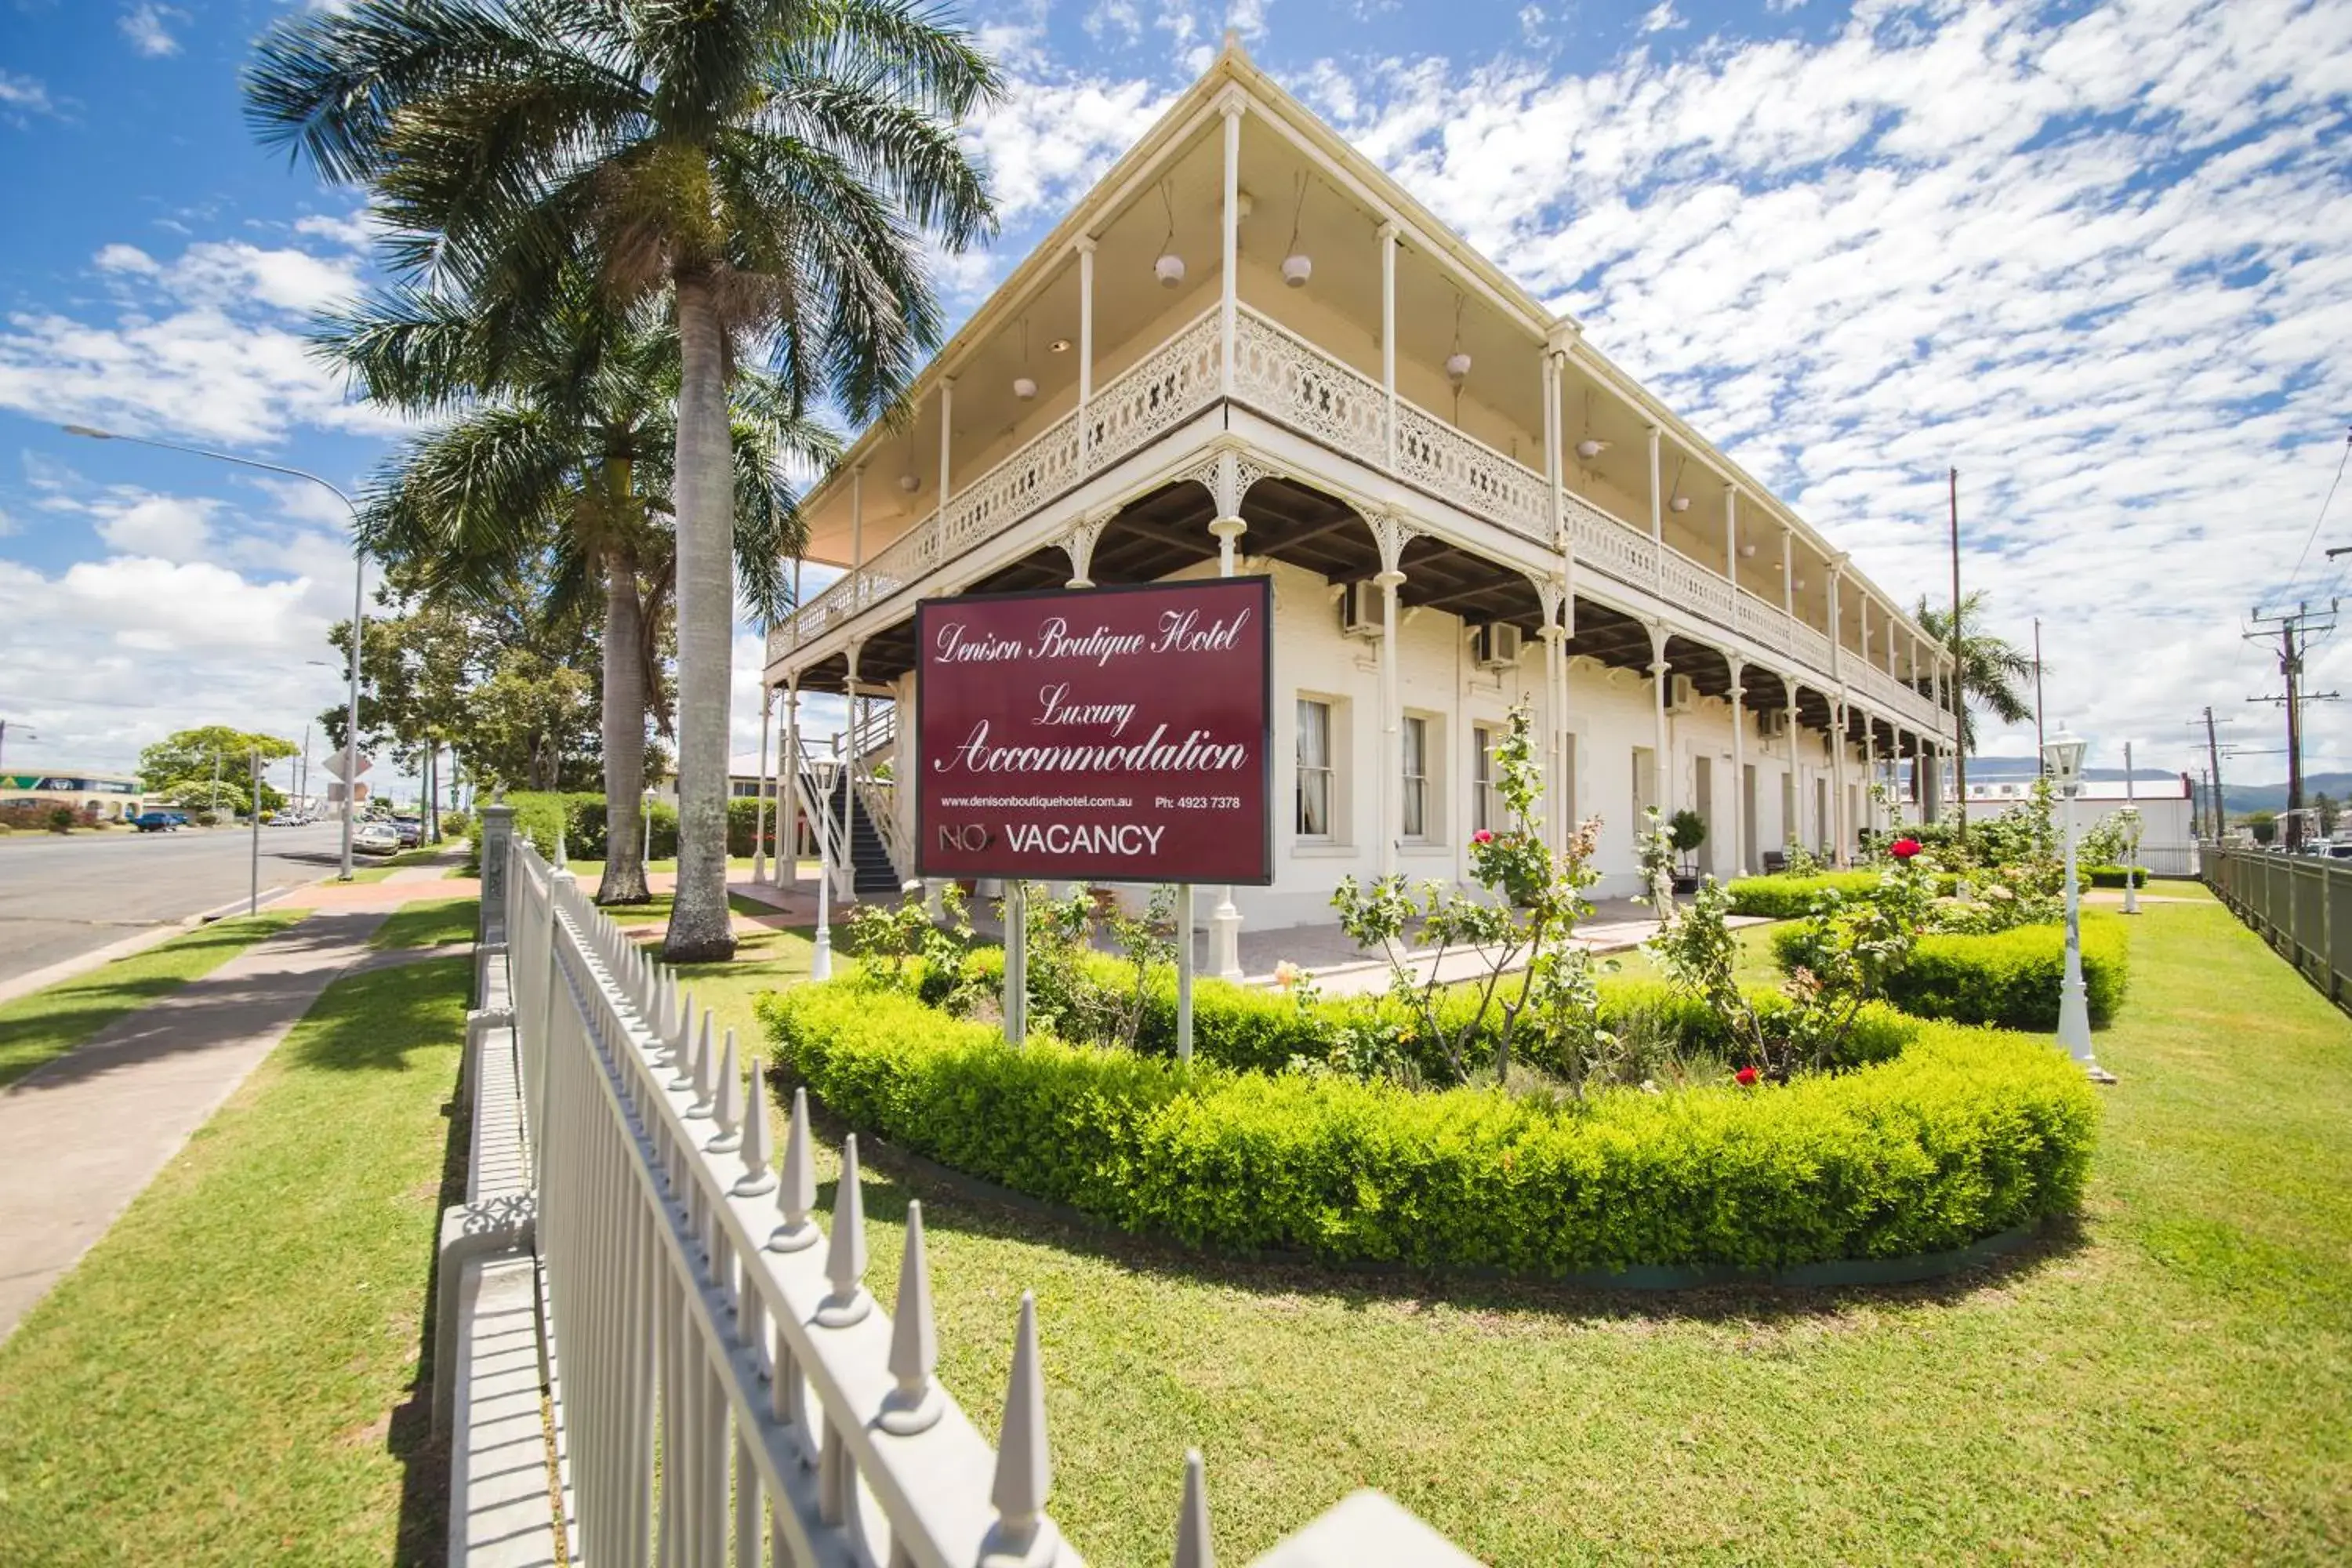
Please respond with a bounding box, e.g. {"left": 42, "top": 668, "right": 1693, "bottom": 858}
{"left": 130, "top": 811, "right": 189, "bottom": 833}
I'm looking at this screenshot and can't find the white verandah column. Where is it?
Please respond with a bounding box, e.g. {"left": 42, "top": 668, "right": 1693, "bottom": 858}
{"left": 1374, "top": 511, "right": 1412, "bottom": 882}
{"left": 1727, "top": 653, "right": 1748, "bottom": 877}
{"left": 752, "top": 683, "right": 773, "bottom": 883}
{"left": 1647, "top": 621, "right": 1672, "bottom": 829}
{"left": 781, "top": 681, "right": 800, "bottom": 891}
{"left": 1207, "top": 452, "right": 1250, "bottom": 980}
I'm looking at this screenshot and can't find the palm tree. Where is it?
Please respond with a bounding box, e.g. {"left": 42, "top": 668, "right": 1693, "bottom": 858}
{"left": 318, "top": 274, "right": 831, "bottom": 903}
{"left": 248, "top": 0, "right": 998, "bottom": 960}
{"left": 1913, "top": 590, "right": 2037, "bottom": 756}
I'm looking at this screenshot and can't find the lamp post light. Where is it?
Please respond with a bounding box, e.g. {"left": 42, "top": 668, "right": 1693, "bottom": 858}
{"left": 2042, "top": 725, "right": 2115, "bottom": 1083}
{"left": 64, "top": 424, "right": 366, "bottom": 880}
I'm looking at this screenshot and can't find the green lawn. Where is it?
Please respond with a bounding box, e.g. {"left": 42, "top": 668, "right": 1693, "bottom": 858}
{"left": 0, "top": 955, "right": 471, "bottom": 1567}
{"left": 369, "top": 897, "right": 479, "bottom": 951}
{"left": 0, "top": 912, "right": 304, "bottom": 1088}
{"left": 346, "top": 842, "right": 466, "bottom": 883}
{"left": 775, "top": 885, "right": 2350, "bottom": 1564}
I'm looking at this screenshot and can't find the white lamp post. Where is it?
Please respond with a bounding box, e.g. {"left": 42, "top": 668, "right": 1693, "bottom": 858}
{"left": 2043, "top": 726, "right": 2115, "bottom": 1083}
{"left": 2118, "top": 804, "right": 2143, "bottom": 916}
{"left": 810, "top": 743, "right": 835, "bottom": 982}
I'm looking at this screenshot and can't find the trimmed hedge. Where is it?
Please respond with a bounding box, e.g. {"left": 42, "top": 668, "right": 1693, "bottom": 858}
{"left": 487, "top": 791, "right": 778, "bottom": 868}
{"left": 758, "top": 985, "right": 2097, "bottom": 1275}
{"left": 1726, "top": 872, "right": 1887, "bottom": 918}
{"left": 1774, "top": 913, "right": 2130, "bottom": 1031}
{"left": 1726, "top": 870, "right": 1963, "bottom": 918}
{"left": 932, "top": 946, "right": 1915, "bottom": 1076}
{"left": 2085, "top": 865, "right": 2151, "bottom": 889}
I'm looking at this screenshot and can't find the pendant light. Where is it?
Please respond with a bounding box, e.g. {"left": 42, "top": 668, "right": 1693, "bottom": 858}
{"left": 1668, "top": 455, "right": 1691, "bottom": 513}
{"left": 898, "top": 430, "right": 920, "bottom": 493}
{"left": 1444, "top": 295, "right": 1472, "bottom": 384}
{"left": 1154, "top": 180, "right": 1185, "bottom": 288}
{"left": 1575, "top": 387, "right": 1608, "bottom": 460}
{"left": 1011, "top": 318, "right": 1036, "bottom": 401}
{"left": 1280, "top": 172, "right": 1312, "bottom": 287}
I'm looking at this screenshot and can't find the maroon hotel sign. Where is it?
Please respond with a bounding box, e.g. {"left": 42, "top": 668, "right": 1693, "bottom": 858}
{"left": 916, "top": 578, "right": 1272, "bottom": 885}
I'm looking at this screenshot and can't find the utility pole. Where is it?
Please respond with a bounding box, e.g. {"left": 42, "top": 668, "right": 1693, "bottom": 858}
{"left": 2200, "top": 707, "right": 2229, "bottom": 839}
{"left": 1949, "top": 466, "right": 1967, "bottom": 836}
{"left": 0, "top": 718, "right": 31, "bottom": 775}
{"left": 2246, "top": 601, "right": 2339, "bottom": 851}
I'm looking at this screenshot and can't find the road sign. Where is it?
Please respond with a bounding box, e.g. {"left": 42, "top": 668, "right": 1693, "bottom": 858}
{"left": 321, "top": 750, "right": 372, "bottom": 782}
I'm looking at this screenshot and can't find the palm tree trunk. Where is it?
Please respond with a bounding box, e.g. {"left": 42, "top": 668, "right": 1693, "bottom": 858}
{"left": 663, "top": 273, "right": 738, "bottom": 961}
{"left": 598, "top": 528, "right": 652, "bottom": 905}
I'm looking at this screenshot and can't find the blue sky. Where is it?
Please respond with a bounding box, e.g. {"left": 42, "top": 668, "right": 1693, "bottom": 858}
{"left": 2, "top": 0, "right": 2348, "bottom": 797}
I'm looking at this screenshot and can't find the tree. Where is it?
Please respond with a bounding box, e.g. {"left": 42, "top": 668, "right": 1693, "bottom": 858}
{"left": 140, "top": 726, "right": 299, "bottom": 818}
{"left": 2248, "top": 810, "right": 2278, "bottom": 845}
{"left": 2318, "top": 792, "right": 2339, "bottom": 837}
{"left": 1912, "top": 590, "right": 2037, "bottom": 755}
{"left": 316, "top": 274, "right": 828, "bottom": 902}
{"left": 248, "top": 0, "right": 1000, "bottom": 962}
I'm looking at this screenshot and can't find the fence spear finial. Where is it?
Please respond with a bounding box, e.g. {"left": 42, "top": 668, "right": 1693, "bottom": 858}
{"left": 669, "top": 996, "right": 702, "bottom": 1092}
{"left": 685, "top": 1010, "right": 719, "bottom": 1117}
{"left": 1173, "top": 1449, "right": 1214, "bottom": 1568}
{"left": 554, "top": 825, "right": 568, "bottom": 869}
{"left": 878, "top": 1200, "right": 942, "bottom": 1434}
{"left": 707, "top": 1029, "right": 743, "bottom": 1151}
{"left": 735, "top": 1058, "right": 778, "bottom": 1196}
{"left": 769, "top": 1087, "right": 819, "bottom": 1252}
{"left": 987, "top": 1291, "right": 1058, "bottom": 1561}
{"left": 814, "top": 1134, "right": 871, "bottom": 1327}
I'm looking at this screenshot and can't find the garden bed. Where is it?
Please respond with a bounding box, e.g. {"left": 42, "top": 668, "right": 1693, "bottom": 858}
{"left": 757, "top": 977, "right": 2096, "bottom": 1279}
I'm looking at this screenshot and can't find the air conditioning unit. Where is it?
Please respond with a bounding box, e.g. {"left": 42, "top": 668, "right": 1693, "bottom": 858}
{"left": 1338, "top": 579, "right": 1384, "bottom": 640}
{"left": 1758, "top": 708, "right": 1791, "bottom": 739}
{"left": 1472, "top": 622, "right": 1523, "bottom": 670}
{"left": 1666, "top": 673, "right": 1697, "bottom": 713}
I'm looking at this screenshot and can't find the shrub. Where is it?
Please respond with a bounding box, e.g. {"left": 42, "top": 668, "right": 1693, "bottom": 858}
{"left": 1775, "top": 913, "right": 2129, "bottom": 1030}
{"left": 1726, "top": 872, "right": 1890, "bottom": 918}
{"left": 758, "top": 984, "right": 2097, "bottom": 1274}
{"left": 439, "top": 808, "right": 473, "bottom": 839}
{"left": 2085, "top": 865, "right": 2148, "bottom": 890}
{"left": 926, "top": 945, "right": 1911, "bottom": 1080}
{"left": 46, "top": 806, "right": 75, "bottom": 833}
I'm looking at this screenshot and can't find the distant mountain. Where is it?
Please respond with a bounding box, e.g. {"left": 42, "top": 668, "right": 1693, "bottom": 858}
{"left": 2217, "top": 774, "right": 2352, "bottom": 818}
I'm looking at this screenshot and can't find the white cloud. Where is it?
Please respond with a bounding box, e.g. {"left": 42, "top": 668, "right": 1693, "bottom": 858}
{"left": 119, "top": 3, "right": 183, "bottom": 58}
{"left": 1636, "top": 2, "right": 1685, "bottom": 34}
{"left": 0, "top": 239, "right": 388, "bottom": 446}
{"left": 292, "top": 210, "right": 376, "bottom": 251}
{"left": 0, "top": 70, "right": 58, "bottom": 122}
{"left": 963, "top": 74, "right": 1178, "bottom": 225}
{"left": 92, "top": 492, "right": 216, "bottom": 561}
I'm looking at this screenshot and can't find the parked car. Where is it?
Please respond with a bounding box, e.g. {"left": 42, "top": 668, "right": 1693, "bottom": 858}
{"left": 129, "top": 811, "right": 189, "bottom": 833}
{"left": 392, "top": 815, "right": 424, "bottom": 848}
{"left": 354, "top": 820, "right": 401, "bottom": 855}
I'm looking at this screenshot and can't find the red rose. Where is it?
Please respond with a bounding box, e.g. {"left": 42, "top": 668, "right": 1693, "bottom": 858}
{"left": 1735, "top": 1065, "right": 1759, "bottom": 1087}
{"left": 1890, "top": 837, "right": 1922, "bottom": 860}
{"left": 1472, "top": 829, "right": 1494, "bottom": 845}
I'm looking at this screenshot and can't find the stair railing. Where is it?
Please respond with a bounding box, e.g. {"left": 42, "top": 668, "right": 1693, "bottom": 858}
{"left": 848, "top": 698, "right": 911, "bottom": 885}
{"left": 793, "top": 735, "right": 854, "bottom": 901}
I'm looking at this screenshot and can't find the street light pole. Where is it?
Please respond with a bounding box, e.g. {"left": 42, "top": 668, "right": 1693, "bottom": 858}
{"left": 249, "top": 748, "right": 261, "bottom": 916}
{"left": 63, "top": 425, "right": 365, "bottom": 880}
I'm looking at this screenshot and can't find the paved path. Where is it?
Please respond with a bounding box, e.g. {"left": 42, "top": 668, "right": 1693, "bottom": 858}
{"left": 0, "top": 909, "right": 401, "bottom": 1345}
{"left": 0, "top": 822, "right": 347, "bottom": 989}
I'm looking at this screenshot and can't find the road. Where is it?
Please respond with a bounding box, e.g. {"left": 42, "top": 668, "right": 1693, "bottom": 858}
{"left": 0, "top": 823, "right": 347, "bottom": 989}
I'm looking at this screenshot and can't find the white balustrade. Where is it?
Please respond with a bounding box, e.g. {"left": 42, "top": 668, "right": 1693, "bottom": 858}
{"left": 769, "top": 302, "right": 1915, "bottom": 713}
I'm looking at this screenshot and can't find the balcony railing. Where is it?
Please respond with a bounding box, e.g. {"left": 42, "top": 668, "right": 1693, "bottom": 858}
{"left": 772, "top": 304, "right": 1949, "bottom": 736}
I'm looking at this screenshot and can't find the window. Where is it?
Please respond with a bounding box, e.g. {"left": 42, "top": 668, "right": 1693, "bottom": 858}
{"left": 1401, "top": 716, "right": 1429, "bottom": 839}
{"left": 1632, "top": 746, "right": 1656, "bottom": 818}
{"left": 1472, "top": 725, "right": 1501, "bottom": 834}
{"left": 1297, "top": 698, "right": 1334, "bottom": 838}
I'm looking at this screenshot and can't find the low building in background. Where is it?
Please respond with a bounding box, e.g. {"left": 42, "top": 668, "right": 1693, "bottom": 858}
{"left": 1965, "top": 772, "right": 2199, "bottom": 875}
{"left": 0, "top": 770, "right": 147, "bottom": 822}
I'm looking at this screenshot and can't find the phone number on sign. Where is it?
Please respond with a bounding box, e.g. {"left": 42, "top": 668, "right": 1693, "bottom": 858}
{"left": 1156, "top": 795, "right": 1243, "bottom": 810}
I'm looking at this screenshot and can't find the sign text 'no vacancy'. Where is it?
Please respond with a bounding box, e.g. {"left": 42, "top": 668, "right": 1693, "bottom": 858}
{"left": 916, "top": 578, "right": 1272, "bottom": 885}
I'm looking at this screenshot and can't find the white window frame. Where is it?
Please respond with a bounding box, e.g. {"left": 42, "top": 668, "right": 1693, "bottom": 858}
{"left": 1401, "top": 713, "right": 1431, "bottom": 841}
{"left": 1472, "top": 724, "right": 1501, "bottom": 835}
{"left": 1297, "top": 695, "right": 1337, "bottom": 842}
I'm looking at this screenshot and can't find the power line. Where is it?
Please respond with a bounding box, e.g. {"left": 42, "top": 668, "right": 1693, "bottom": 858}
{"left": 2245, "top": 601, "right": 2340, "bottom": 850}
{"left": 2283, "top": 424, "right": 2352, "bottom": 598}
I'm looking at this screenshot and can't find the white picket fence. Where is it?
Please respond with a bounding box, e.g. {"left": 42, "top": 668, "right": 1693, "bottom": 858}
{"left": 470, "top": 805, "right": 1475, "bottom": 1567}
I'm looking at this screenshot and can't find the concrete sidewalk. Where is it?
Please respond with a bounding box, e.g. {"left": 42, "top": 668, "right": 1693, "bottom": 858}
{"left": 0, "top": 909, "right": 400, "bottom": 1345}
